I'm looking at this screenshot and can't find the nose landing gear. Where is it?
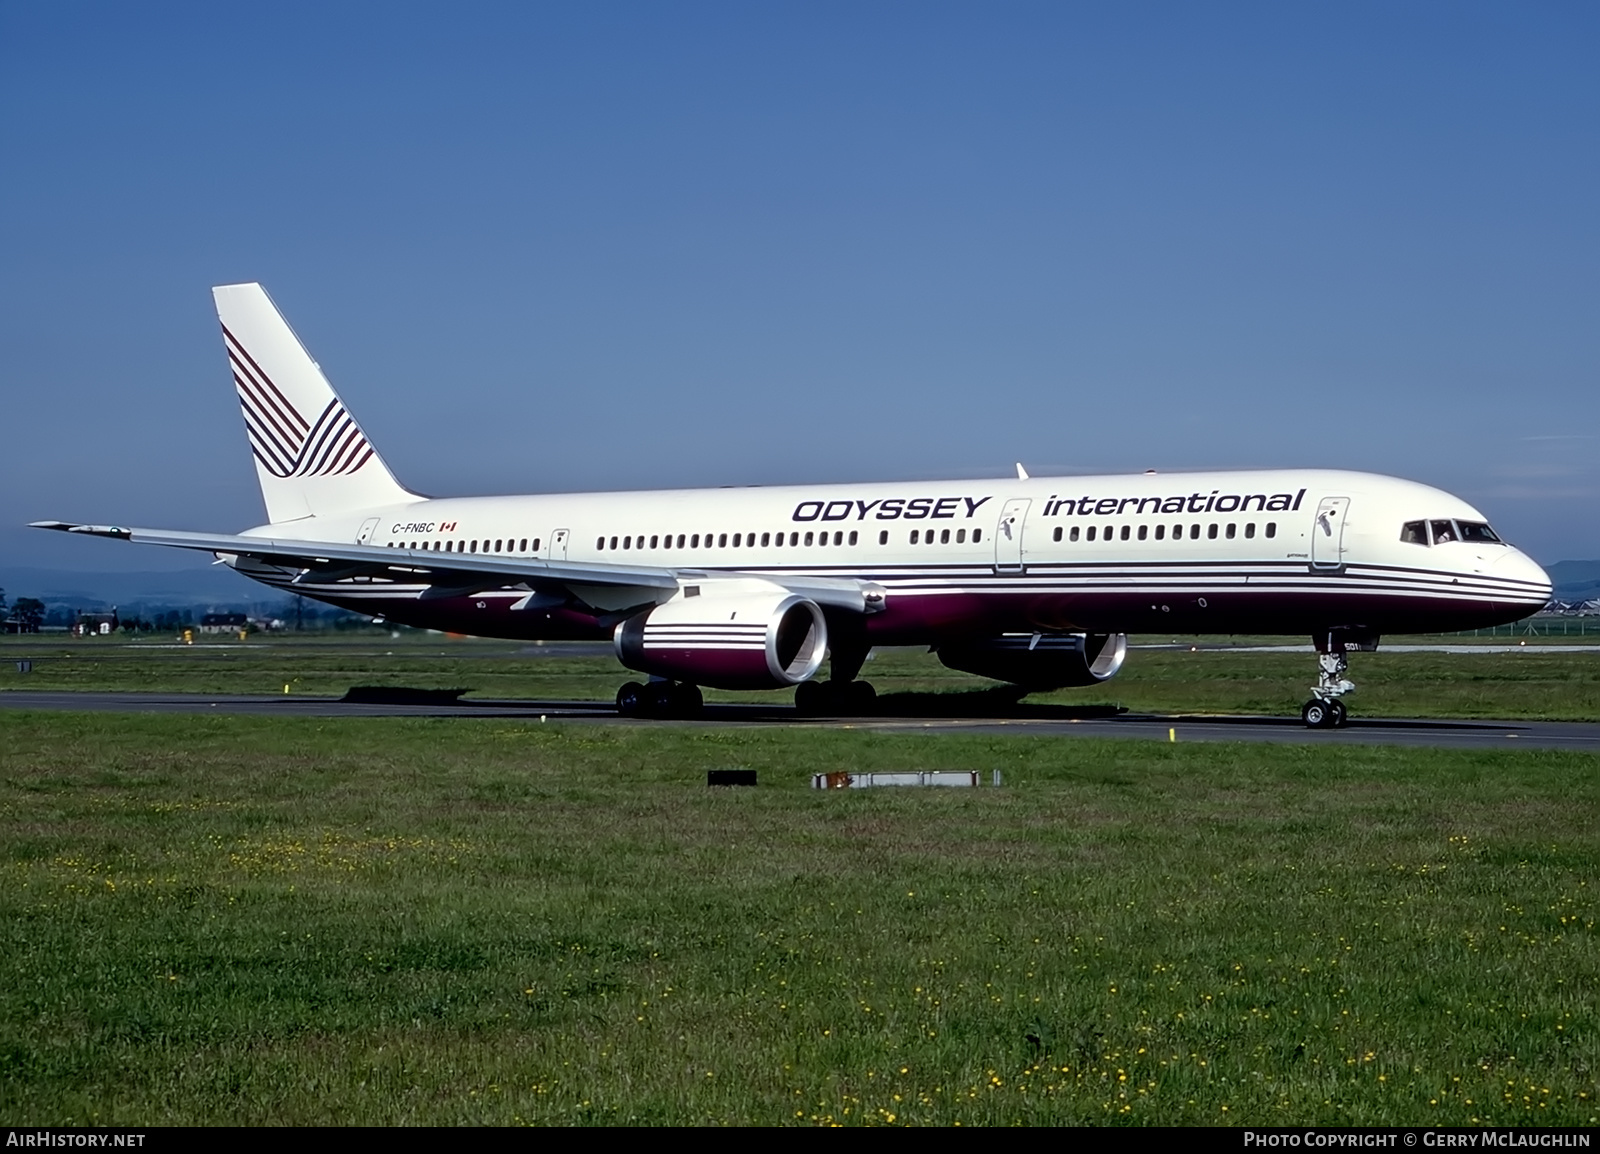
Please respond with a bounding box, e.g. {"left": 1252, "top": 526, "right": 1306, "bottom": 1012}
{"left": 1302, "top": 632, "right": 1366, "bottom": 728}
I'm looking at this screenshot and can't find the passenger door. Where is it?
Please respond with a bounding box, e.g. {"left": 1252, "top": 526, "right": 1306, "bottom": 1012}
{"left": 356, "top": 517, "right": 379, "bottom": 544}
{"left": 548, "top": 529, "right": 569, "bottom": 561}
{"left": 994, "top": 498, "right": 1030, "bottom": 574}
{"left": 1311, "top": 497, "right": 1350, "bottom": 571}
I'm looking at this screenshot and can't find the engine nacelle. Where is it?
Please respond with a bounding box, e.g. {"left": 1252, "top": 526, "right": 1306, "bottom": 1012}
{"left": 615, "top": 586, "right": 828, "bottom": 690}
{"left": 937, "top": 632, "right": 1127, "bottom": 690}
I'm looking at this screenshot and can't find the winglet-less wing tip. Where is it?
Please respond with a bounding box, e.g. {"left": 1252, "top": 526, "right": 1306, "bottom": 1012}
{"left": 29, "top": 521, "right": 132, "bottom": 539}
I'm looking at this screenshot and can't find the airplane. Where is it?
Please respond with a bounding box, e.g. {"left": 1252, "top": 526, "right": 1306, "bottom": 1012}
{"left": 34, "top": 283, "right": 1553, "bottom": 727}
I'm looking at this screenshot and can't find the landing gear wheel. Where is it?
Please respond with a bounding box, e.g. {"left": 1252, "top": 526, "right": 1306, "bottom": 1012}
{"left": 1301, "top": 699, "right": 1333, "bottom": 729}
{"left": 646, "top": 681, "right": 677, "bottom": 717}
{"left": 794, "top": 680, "right": 826, "bottom": 716}
{"left": 670, "top": 682, "right": 704, "bottom": 718}
{"left": 1327, "top": 699, "right": 1347, "bottom": 728}
{"left": 845, "top": 680, "right": 877, "bottom": 714}
{"left": 616, "top": 681, "right": 646, "bottom": 717}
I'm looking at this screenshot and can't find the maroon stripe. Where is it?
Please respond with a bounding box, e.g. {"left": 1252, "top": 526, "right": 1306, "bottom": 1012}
{"left": 238, "top": 405, "right": 295, "bottom": 475}
{"left": 228, "top": 348, "right": 305, "bottom": 443}
{"left": 299, "top": 401, "right": 347, "bottom": 473}
{"left": 304, "top": 414, "right": 353, "bottom": 475}
{"left": 321, "top": 424, "right": 365, "bottom": 475}
{"left": 231, "top": 364, "right": 303, "bottom": 454}
{"left": 222, "top": 325, "right": 309, "bottom": 431}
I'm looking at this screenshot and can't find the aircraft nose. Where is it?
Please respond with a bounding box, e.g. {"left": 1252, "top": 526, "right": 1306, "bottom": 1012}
{"left": 1493, "top": 548, "right": 1553, "bottom": 605}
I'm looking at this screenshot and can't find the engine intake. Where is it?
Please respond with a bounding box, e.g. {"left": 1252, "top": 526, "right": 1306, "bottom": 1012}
{"left": 937, "top": 632, "right": 1127, "bottom": 689}
{"left": 615, "top": 588, "right": 828, "bottom": 690}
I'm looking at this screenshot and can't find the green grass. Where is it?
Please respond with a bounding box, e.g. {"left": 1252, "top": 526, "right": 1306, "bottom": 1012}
{"left": 4, "top": 632, "right": 1600, "bottom": 720}
{"left": 2, "top": 712, "right": 1596, "bottom": 1124}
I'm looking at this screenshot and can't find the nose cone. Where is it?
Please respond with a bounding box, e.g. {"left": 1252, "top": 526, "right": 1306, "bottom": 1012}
{"left": 1492, "top": 548, "right": 1553, "bottom": 608}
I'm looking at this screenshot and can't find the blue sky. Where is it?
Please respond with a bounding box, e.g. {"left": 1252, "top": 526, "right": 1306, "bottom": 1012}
{"left": 3, "top": 2, "right": 1596, "bottom": 572}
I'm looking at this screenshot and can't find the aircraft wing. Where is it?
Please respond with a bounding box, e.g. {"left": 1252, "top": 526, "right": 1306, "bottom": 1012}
{"left": 29, "top": 522, "right": 884, "bottom": 614}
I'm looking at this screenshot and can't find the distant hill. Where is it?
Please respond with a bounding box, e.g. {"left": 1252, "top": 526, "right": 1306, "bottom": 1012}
{"left": 0, "top": 566, "right": 281, "bottom": 614}
{"left": 1546, "top": 560, "right": 1600, "bottom": 600}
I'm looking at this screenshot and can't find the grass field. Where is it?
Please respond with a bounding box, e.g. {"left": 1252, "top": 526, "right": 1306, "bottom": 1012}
{"left": 5, "top": 631, "right": 1600, "bottom": 721}
{"left": 2, "top": 710, "right": 1597, "bottom": 1125}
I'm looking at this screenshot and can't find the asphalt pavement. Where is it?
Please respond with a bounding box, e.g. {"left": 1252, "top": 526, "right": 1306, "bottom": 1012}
{"left": 3, "top": 690, "right": 1598, "bottom": 752}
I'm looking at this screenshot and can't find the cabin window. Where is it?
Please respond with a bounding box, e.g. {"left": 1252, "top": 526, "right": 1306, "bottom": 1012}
{"left": 470, "top": 540, "right": 479, "bottom": 553}
{"left": 1265, "top": 523, "right": 1277, "bottom": 538}
{"left": 690, "top": 534, "right": 699, "bottom": 548}
{"left": 956, "top": 528, "right": 966, "bottom": 544}
{"left": 910, "top": 529, "right": 920, "bottom": 544}
{"left": 595, "top": 537, "right": 604, "bottom": 550}
{"left": 760, "top": 532, "right": 770, "bottom": 547}
{"left": 1207, "top": 524, "right": 1217, "bottom": 540}
{"left": 1137, "top": 525, "right": 1147, "bottom": 540}
{"left": 533, "top": 538, "right": 541, "bottom": 552}
{"left": 1086, "top": 526, "right": 1096, "bottom": 542}
{"left": 1225, "top": 524, "right": 1236, "bottom": 539}
{"left": 1103, "top": 525, "right": 1112, "bottom": 540}
{"left": 493, "top": 539, "right": 501, "bottom": 552}
{"left": 716, "top": 533, "right": 726, "bottom": 547}
{"left": 878, "top": 530, "right": 889, "bottom": 545}
{"left": 607, "top": 536, "right": 616, "bottom": 550}
{"left": 835, "top": 532, "right": 845, "bottom": 546}
{"left": 804, "top": 531, "right": 814, "bottom": 546}
{"left": 936, "top": 529, "right": 946, "bottom": 544}
{"left": 848, "top": 531, "right": 858, "bottom": 545}
{"left": 1244, "top": 524, "right": 1255, "bottom": 539}
{"left": 1053, "top": 526, "right": 1063, "bottom": 542}
{"left": 972, "top": 529, "right": 982, "bottom": 543}
{"left": 1120, "top": 525, "right": 1130, "bottom": 541}
{"left": 624, "top": 536, "right": 633, "bottom": 550}
{"left": 1154, "top": 525, "right": 1165, "bottom": 540}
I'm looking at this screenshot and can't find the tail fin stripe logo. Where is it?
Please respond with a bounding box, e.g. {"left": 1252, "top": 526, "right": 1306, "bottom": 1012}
{"left": 223, "top": 327, "right": 308, "bottom": 435}
{"left": 222, "top": 325, "right": 374, "bottom": 480}
{"left": 232, "top": 370, "right": 302, "bottom": 463}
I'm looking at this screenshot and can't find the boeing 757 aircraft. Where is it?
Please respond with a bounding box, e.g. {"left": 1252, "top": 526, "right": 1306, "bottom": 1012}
{"left": 35, "top": 284, "right": 1552, "bottom": 726}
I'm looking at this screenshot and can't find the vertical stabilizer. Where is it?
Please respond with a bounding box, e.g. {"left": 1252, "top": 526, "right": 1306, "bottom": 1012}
{"left": 213, "top": 283, "right": 415, "bottom": 524}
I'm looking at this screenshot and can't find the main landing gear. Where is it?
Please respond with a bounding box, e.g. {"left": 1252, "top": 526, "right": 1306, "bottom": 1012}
{"left": 794, "top": 678, "right": 878, "bottom": 716}
{"left": 616, "top": 680, "right": 703, "bottom": 719}
{"left": 1301, "top": 635, "right": 1357, "bottom": 729}
{"left": 794, "top": 631, "right": 878, "bottom": 716}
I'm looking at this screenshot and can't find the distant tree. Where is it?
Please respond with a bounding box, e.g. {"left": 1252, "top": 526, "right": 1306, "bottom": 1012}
{"left": 13, "top": 598, "right": 45, "bottom": 633}
{"left": 0, "top": 587, "right": 7, "bottom": 614}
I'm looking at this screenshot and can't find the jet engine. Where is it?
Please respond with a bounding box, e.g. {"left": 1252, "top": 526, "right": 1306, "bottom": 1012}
{"left": 614, "top": 587, "right": 828, "bottom": 690}
{"left": 936, "top": 632, "right": 1127, "bottom": 690}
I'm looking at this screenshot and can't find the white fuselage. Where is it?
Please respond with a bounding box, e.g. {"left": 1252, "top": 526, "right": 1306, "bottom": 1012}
{"left": 238, "top": 466, "right": 1551, "bottom": 643}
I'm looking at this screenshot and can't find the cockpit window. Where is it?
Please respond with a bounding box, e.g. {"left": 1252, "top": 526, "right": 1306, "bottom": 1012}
{"left": 1402, "top": 519, "right": 1504, "bottom": 546}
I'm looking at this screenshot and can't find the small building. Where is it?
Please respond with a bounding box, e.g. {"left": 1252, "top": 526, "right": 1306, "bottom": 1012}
{"left": 72, "top": 611, "right": 119, "bottom": 637}
{"left": 199, "top": 612, "right": 249, "bottom": 634}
